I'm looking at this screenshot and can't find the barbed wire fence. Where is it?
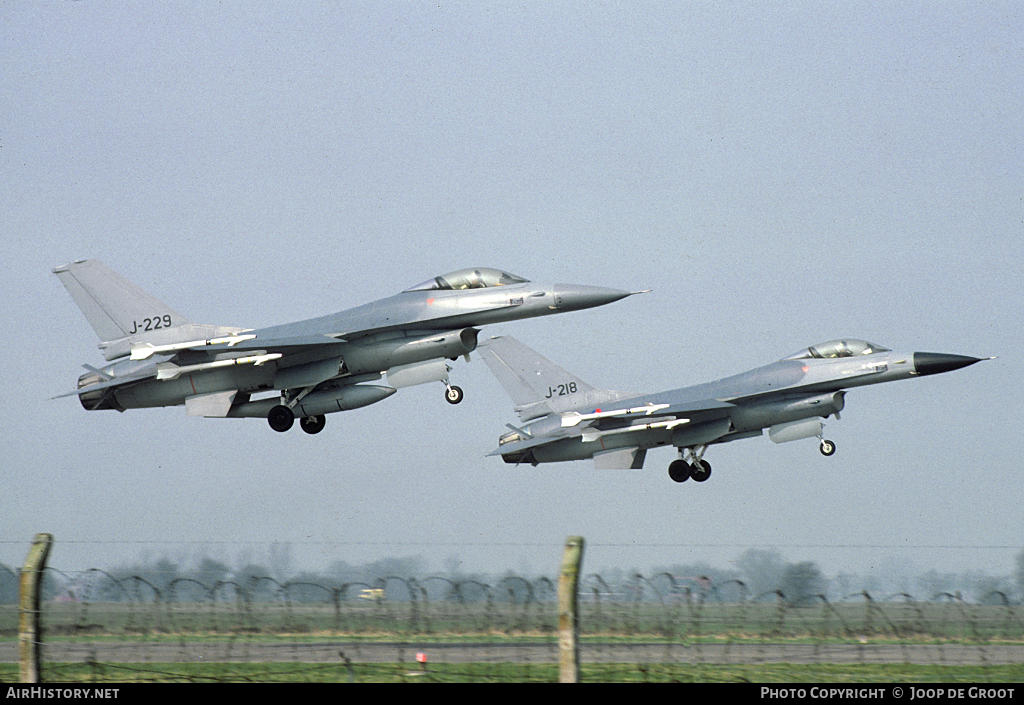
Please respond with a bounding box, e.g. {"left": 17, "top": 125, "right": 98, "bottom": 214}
{"left": 2, "top": 564, "right": 1024, "bottom": 683}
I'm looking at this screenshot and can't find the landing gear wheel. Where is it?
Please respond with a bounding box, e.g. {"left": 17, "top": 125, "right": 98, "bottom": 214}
{"left": 268, "top": 405, "right": 295, "bottom": 433}
{"left": 668, "top": 459, "right": 692, "bottom": 483}
{"left": 690, "top": 459, "right": 712, "bottom": 482}
{"left": 300, "top": 415, "right": 326, "bottom": 435}
{"left": 445, "top": 385, "right": 464, "bottom": 405}
{"left": 819, "top": 439, "right": 836, "bottom": 456}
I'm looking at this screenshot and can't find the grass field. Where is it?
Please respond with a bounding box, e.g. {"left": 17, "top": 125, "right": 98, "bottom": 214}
{"left": 3, "top": 597, "right": 1022, "bottom": 683}
{"left": 4, "top": 597, "right": 1022, "bottom": 642}
{"left": 3, "top": 662, "right": 1024, "bottom": 683}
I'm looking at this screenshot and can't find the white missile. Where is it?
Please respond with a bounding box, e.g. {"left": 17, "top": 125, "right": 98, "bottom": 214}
{"left": 157, "top": 353, "right": 281, "bottom": 381}
{"left": 561, "top": 402, "right": 671, "bottom": 427}
{"left": 131, "top": 334, "right": 257, "bottom": 360}
{"left": 581, "top": 417, "right": 689, "bottom": 443}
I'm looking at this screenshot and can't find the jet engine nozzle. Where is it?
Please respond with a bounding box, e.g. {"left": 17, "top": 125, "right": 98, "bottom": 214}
{"left": 76, "top": 371, "right": 121, "bottom": 411}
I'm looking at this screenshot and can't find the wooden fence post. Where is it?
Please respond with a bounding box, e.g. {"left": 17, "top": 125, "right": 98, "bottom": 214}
{"left": 558, "top": 535, "right": 584, "bottom": 683}
{"left": 19, "top": 533, "right": 53, "bottom": 683}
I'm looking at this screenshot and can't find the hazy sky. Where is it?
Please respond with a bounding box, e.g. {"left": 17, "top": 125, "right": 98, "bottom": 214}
{"left": 3, "top": 2, "right": 1021, "bottom": 583}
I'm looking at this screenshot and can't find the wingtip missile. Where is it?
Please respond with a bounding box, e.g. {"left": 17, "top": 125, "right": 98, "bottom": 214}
{"left": 156, "top": 353, "right": 282, "bottom": 381}
{"left": 561, "top": 403, "right": 672, "bottom": 427}
{"left": 130, "top": 334, "right": 258, "bottom": 360}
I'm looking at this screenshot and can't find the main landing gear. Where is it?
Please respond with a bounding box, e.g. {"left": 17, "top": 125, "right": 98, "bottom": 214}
{"left": 267, "top": 405, "right": 294, "bottom": 432}
{"left": 300, "top": 414, "right": 327, "bottom": 434}
{"left": 668, "top": 446, "right": 712, "bottom": 484}
{"left": 667, "top": 438, "right": 838, "bottom": 483}
{"left": 267, "top": 404, "right": 326, "bottom": 435}
{"left": 268, "top": 386, "right": 325, "bottom": 434}
{"left": 267, "top": 378, "right": 465, "bottom": 433}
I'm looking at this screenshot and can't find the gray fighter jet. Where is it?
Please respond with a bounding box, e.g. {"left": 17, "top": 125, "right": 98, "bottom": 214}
{"left": 480, "top": 336, "right": 989, "bottom": 483}
{"left": 54, "top": 260, "right": 636, "bottom": 433}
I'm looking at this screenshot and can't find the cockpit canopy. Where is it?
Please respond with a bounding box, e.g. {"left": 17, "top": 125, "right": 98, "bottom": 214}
{"left": 404, "top": 267, "right": 530, "bottom": 292}
{"left": 784, "top": 339, "right": 890, "bottom": 360}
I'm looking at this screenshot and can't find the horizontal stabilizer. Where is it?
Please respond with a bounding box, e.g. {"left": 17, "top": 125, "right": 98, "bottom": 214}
{"left": 53, "top": 366, "right": 158, "bottom": 399}
{"left": 486, "top": 430, "right": 560, "bottom": 457}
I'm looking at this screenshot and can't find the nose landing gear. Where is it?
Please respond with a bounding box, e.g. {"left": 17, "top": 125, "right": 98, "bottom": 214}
{"left": 444, "top": 383, "right": 464, "bottom": 405}
{"left": 667, "top": 434, "right": 838, "bottom": 483}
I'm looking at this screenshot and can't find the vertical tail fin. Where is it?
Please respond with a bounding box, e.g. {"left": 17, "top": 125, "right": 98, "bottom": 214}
{"left": 54, "top": 260, "right": 239, "bottom": 361}
{"left": 53, "top": 260, "right": 190, "bottom": 342}
{"left": 479, "top": 336, "right": 628, "bottom": 420}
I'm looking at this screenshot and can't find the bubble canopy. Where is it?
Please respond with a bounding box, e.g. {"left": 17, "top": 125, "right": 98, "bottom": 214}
{"left": 783, "top": 339, "right": 891, "bottom": 360}
{"left": 403, "top": 268, "right": 530, "bottom": 292}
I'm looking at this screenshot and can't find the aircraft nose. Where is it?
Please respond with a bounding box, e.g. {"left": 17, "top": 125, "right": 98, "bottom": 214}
{"left": 913, "top": 352, "right": 985, "bottom": 376}
{"left": 552, "top": 285, "right": 636, "bottom": 311}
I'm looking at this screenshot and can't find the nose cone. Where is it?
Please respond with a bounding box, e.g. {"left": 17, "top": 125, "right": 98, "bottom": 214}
{"left": 913, "top": 352, "right": 985, "bottom": 376}
{"left": 552, "top": 285, "right": 636, "bottom": 311}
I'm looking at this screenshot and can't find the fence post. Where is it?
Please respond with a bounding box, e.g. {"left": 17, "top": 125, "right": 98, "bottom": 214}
{"left": 19, "top": 533, "right": 53, "bottom": 683}
{"left": 558, "top": 535, "right": 584, "bottom": 683}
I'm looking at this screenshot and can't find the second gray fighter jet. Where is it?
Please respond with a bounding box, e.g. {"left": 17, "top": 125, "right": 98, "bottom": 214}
{"left": 480, "top": 336, "right": 989, "bottom": 484}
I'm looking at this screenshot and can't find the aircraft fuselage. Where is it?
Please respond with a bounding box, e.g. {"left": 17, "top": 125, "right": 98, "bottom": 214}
{"left": 496, "top": 348, "right": 984, "bottom": 467}
{"left": 62, "top": 262, "right": 634, "bottom": 431}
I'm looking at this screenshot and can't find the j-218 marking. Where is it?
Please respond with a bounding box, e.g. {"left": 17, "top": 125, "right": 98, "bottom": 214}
{"left": 546, "top": 382, "right": 578, "bottom": 398}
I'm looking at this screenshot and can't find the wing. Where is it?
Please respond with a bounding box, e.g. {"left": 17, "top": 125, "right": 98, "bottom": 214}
{"left": 561, "top": 397, "right": 735, "bottom": 443}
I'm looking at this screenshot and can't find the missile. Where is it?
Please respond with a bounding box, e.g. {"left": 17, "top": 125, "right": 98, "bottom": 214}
{"left": 156, "top": 353, "right": 281, "bottom": 380}
{"left": 561, "top": 403, "right": 671, "bottom": 427}
{"left": 581, "top": 417, "right": 689, "bottom": 443}
{"left": 131, "top": 334, "right": 258, "bottom": 360}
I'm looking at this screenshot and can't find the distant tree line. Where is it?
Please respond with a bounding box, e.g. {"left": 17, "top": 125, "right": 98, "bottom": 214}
{"left": 1, "top": 547, "right": 1023, "bottom": 605}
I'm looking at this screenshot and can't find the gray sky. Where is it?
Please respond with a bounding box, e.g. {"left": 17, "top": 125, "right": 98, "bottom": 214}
{"left": 3, "top": 1, "right": 1021, "bottom": 582}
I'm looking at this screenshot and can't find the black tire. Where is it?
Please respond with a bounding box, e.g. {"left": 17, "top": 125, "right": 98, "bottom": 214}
{"left": 300, "top": 415, "right": 326, "bottom": 435}
{"left": 690, "top": 459, "right": 712, "bottom": 482}
{"left": 445, "top": 385, "right": 464, "bottom": 405}
{"left": 819, "top": 439, "right": 836, "bottom": 456}
{"left": 268, "top": 405, "right": 295, "bottom": 432}
{"left": 668, "top": 459, "right": 691, "bottom": 483}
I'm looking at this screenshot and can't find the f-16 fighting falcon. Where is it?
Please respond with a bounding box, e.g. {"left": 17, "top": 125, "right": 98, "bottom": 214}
{"left": 54, "top": 260, "right": 637, "bottom": 433}
{"left": 480, "top": 336, "right": 990, "bottom": 484}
